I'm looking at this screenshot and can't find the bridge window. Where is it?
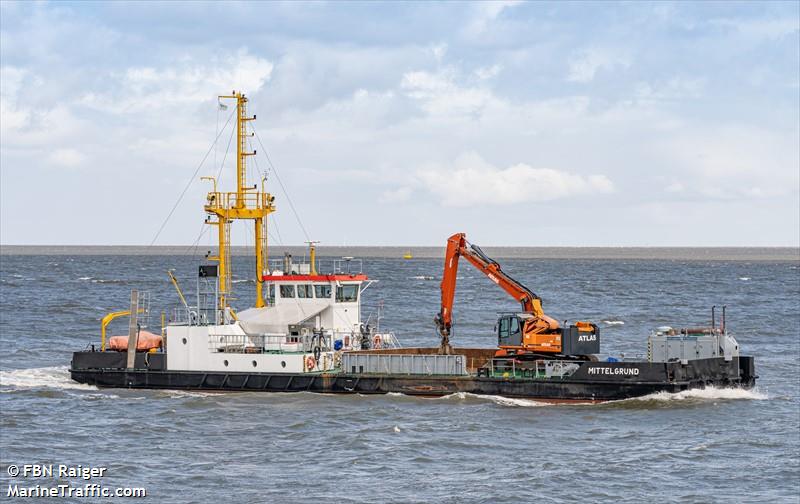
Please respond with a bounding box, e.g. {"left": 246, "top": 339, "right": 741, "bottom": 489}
{"left": 279, "top": 285, "right": 295, "bottom": 298}
{"left": 267, "top": 284, "right": 275, "bottom": 305}
{"left": 336, "top": 285, "right": 359, "bottom": 302}
{"left": 315, "top": 285, "right": 331, "bottom": 299}
{"left": 297, "top": 285, "right": 313, "bottom": 299}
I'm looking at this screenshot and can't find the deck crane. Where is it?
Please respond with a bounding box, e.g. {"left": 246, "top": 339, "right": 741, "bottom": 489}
{"left": 434, "top": 233, "right": 599, "bottom": 358}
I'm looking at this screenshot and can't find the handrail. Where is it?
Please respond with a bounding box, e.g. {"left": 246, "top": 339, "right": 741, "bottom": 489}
{"left": 204, "top": 191, "right": 270, "bottom": 211}
{"left": 488, "top": 357, "right": 584, "bottom": 380}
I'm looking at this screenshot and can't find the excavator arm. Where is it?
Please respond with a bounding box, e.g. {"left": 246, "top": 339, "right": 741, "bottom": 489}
{"left": 435, "top": 233, "right": 559, "bottom": 354}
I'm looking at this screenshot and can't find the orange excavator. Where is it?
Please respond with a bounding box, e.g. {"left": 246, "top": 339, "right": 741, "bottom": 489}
{"left": 434, "top": 233, "right": 599, "bottom": 358}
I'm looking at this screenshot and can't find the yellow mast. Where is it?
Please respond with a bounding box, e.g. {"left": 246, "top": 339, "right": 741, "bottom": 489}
{"left": 306, "top": 241, "right": 319, "bottom": 275}
{"left": 204, "top": 91, "right": 275, "bottom": 316}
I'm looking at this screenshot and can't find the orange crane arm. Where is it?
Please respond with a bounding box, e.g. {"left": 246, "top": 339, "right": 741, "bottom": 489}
{"left": 435, "top": 233, "right": 558, "bottom": 350}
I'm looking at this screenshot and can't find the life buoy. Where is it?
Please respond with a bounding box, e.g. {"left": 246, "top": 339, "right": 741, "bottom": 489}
{"left": 372, "top": 334, "right": 382, "bottom": 349}
{"left": 306, "top": 356, "right": 316, "bottom": 371}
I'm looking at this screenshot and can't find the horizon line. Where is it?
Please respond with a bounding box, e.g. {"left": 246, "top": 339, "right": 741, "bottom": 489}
{"left": 1, "top": 244, "right": 799, "bottom": 249}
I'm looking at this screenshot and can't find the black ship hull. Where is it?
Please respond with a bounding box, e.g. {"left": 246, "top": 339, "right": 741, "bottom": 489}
{"left": 70, "top": 351, "right": 756, "bottom": 402}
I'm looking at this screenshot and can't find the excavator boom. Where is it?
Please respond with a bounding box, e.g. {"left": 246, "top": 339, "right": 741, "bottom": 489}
{"left": 435, "top": 233, "right": 560, "bottom": 354}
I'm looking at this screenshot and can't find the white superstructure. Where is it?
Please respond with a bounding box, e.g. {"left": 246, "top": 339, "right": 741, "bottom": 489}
{"left": 164, "top": 256, "right": 397, "bottom": 374}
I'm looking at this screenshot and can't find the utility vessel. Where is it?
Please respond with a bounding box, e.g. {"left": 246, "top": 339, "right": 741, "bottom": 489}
{"left": 70, "top": 92, "right": 756, "bottom": 402}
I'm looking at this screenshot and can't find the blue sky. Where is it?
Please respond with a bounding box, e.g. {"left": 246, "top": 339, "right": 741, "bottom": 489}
{"left": 1, "top": 1, "right": 798, "bottom": 246}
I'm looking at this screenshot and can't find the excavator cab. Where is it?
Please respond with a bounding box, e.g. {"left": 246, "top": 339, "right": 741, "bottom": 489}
{"left": 497, "top": 314, "right": 524, "bottom": 347}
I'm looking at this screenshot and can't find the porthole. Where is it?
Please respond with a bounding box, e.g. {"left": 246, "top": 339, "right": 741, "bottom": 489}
{"left": 252, "top": 360, "right": 257, "bottom": 368}
{"left": 281, "top": 361, "right": 286, "bottom": 368}
{"left": 223, "top": 360, "right": 229, "bottom": 367}
{"left": 182, "top": 338, "right": 187, "bottom": 345}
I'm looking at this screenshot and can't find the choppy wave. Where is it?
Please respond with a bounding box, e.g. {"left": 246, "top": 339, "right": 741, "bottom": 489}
{"left": 409, "top": 275, "right": 435, "bottom": 280}
{"left": 629, "top": 386, "right": 768, "bottom": 403}
{"left": 739, "top": 277, "right": 751, "bottom": 281}
{"left": 437, "top": 392, "right": 548, "bottom": 408}
{"left": 602, "top": 320, "right": 625, "bottom": 325}
{"left": 0, "top": 366, "right": 97, "bottom": 392}
{"left": 435, "top": 387, "right": 766, "bottom": 408}
{"left": 156, "top": 389, "right": 222, "bottom": 399}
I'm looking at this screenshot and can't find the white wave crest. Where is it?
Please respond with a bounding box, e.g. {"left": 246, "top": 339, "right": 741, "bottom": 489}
{"left": 0, "top": 366, "right": 97, "bottom": 392}
{"left": 438, "top": 391, "right": 548, "bottom": 407}
{"left": 483, "top": 395, "right": 549, "bottom": 407}
{"left": 633, "top": 386, "right": 768, "bottom": 402}
{"left": 156, "top": 389, "right": 220, "bottom": 399}
{"left": 602, "top": 320, "right": 625, "bottom": 325}
{"left": 409, "top": 275, "right": 435, "bottom": 280}
{"left": 739, "top": 277, "right": 751, "bottom": 281}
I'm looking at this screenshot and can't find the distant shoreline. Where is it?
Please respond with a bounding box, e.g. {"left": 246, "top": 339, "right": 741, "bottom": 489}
{"left": 1, "top": 245, "right": 798, "bottom": 261}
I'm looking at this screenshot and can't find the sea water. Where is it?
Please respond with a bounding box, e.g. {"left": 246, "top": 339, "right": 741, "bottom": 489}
{"left": 1, "top": 251, "right": 798, "bottom": 502}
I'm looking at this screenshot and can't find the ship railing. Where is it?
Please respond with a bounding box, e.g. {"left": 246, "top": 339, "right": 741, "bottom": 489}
{"left": 367, "top": 331, "right": 401, "bottom": 350}
{"left": 168, "top": 305, "right": 218, "bottom": 327}
{"left": 487, "top": 358, "right": 583, "bottom": 380}
{"left": 265, "top": 258, "right": 364, "bottom": 276}
{"left": 620, "top": 353, "right": 647, "bottom": 362}
{"left": 168, "top": 306, "right": 192, "bottom": 326}
{"left": 209, "top": 332, "right": 334, "bottom": 354}
{"left": 204, "top": 191, "right": 271, "bottom": 211}
{"left": 333, "top": 258, "right": 363, "bottom": 275}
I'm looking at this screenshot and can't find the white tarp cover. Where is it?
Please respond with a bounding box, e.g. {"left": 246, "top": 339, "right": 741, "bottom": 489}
{"left": 237, "top": 302, "right": 329, "bottom": 335}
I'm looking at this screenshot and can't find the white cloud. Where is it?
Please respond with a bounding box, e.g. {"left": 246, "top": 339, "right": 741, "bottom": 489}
{"left": 665, "top": 182, "right": 685, "bottom": 193}
{"left": 79, "top": 49, "right": 273, "bottom": 114}
{"left": 710, "top": 17, "right": 799, "bottom": 41}
{"left": 474, "top": 64, "right": 502, "bottom": 81}
{"left": 379, "top": 186, "right": 412, "bottom": 204}
{"left": 658, "top": 124, "right": 798, "bottom": 185}
{"left": 567, "top": 48, "right": 631, "bottom": 83}
{"left": 463, "top": 1, "right": 522, "bottom": 37}
{"left": 400, "top": 68, "right": 497, "bottom": 116}
{"left": 48, "top": 148, "right": 85, "bottom": 168}
{"left": 634, "top": 76, "right": 706, "bottom": 102}
{"left": 431, "top": 43, "right": 448, "bottom": 64}
{"left": 415, "top": 152, "right": 614, "bottom": 207}
{"left": 0, "top": 66, "right": 32, "bottom": 132}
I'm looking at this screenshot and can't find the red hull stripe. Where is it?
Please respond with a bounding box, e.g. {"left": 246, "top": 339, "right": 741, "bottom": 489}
{"left": 261, "top": 274, "right": 368, "bottom": 282}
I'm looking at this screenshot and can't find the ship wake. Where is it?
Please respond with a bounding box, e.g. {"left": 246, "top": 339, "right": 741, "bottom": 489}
{"left": 629, "top": 386, "right": 768, "bottom": 403}
{"left": 437, "top": 392, "right": 550, "bottom": 408}
{"left": 0, "top": 366, "right": 98, "bottom": 392}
